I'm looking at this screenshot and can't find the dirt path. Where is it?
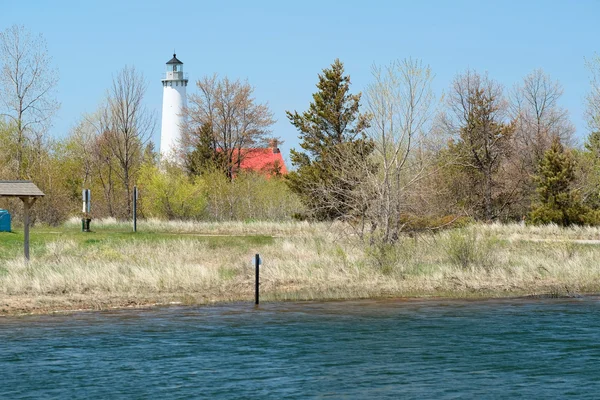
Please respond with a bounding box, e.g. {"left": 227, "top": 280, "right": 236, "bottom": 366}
{"left": 513, "top": 238, "right": 600, "bottom": 244}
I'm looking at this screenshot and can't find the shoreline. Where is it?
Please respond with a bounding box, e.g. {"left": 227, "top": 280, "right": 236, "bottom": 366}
{"left": 1, "top": 288, "right": 595, "bottom": 317}
{"left": 3, "top": 221, "right": 600, "bottom": 317}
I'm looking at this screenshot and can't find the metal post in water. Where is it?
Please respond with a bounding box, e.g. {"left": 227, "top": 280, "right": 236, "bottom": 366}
{"left": 255, "top": 253, "right": 260, "bottom": 305}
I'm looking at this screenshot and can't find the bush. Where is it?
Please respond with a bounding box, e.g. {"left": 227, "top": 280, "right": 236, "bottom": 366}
{"left": 443, "top": 228, "right": 497, "bottom": 270}
{"left": 137, "top": 164, "right": 304, "bottom": 221}
{"left": 204, "top": 170, "right": 304, "bottom": 221}
{"left": 138, "top": 163, "right": 207, "bottom": 220}
{"left": 364, "top": 236, "right": 420, "bottom": 276}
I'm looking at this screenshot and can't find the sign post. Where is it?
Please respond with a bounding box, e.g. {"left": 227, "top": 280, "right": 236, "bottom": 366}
{"left": 255, "top": 254, "right": 261, "bottom": 305}
{"left": 133, "top": 186, "right": 138, "bottom": 233}
{"left": 82, "top": 189, "right": 91, "bottom": 232}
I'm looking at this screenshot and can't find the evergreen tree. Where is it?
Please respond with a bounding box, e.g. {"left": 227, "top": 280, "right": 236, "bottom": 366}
{"left": 584, "top": 131, "right": 600, "bottom": 157}
{"left": 529, "top": 136, "right": 592, "bottom": 226}
{"left": 184, "top": 122, "right": 225, "bottom": 177}
{"left": 142, "top": 141, "right": 158, "bottom": 166}
{"left": 579, "top": 131, "right": 600, "bottom": 209}
{"left": 286, "top": 59, "right": 372, "bottom": 220}
{"left": 447, "top": 72, "right": 515, "bottom": 221}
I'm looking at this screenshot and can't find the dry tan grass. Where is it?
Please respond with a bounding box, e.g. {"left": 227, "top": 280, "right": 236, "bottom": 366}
{"left": 2, "top": 221, "right": 600, "bottom": 315}
{"left": 483, "top": 221, "right": 600, "bottom": 241}
{"left": 64, "top": 216, "right": 329, "bottom": 236}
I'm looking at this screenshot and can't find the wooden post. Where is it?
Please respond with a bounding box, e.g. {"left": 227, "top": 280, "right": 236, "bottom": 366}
{"left": 22, "top": 197, "right": 36, "bottom": 261}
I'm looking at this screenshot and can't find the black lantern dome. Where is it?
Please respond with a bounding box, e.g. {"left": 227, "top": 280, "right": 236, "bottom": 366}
{"left": 166, "top": 53, "right": 183, "bottom": 65}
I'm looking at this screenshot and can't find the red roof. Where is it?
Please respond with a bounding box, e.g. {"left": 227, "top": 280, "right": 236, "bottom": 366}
{"left": 238, "top": 148, "right": 288, "bottom": 176}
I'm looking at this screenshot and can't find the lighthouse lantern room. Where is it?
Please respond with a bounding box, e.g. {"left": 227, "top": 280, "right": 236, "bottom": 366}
{"left": 160, "top": 53, "right": 188, "bottom": 162}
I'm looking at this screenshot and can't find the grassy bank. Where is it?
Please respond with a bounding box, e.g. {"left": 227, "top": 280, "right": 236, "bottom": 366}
{"left": 1, "top": 220, "right": 600, "bottom": 315}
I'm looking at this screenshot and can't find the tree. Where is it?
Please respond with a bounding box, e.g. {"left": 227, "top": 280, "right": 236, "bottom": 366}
{"left": 184, "top": 122, "right": 225, "bottom": 177}
{"left": 361, "top": 58, "right": 436, "bottom": 243}
{"left": 0, "top": 25, "right": 59, "bottom": 179}
{"left": 444, "top": 70, "right": 515, "bottom": 221}
{"left": 97, "top": 66, "right": 154, "bottom": 218}
{"left": 505, "top": 69, "right": 575, "bottom": 217}
{"left": 0, "top": 118, "right": 17, "bottom": 177}
{"left": 65, "top": 68, "right": 153, "bottom": 219}
{"left": 574, "top": 130, "right": 600, "bottom": 210}
{"left": 184, "top": 75, "right": 275, "bottom": 180}
{"left": 511, "top": 69, "right": 574, "bottom": 164}
{"left": 67, "top": 114, "right": 118, "bottom": 217}
{"left": 586, "top": 54, "right": 600, "bottom": 133}
{"left": 529, "top": 137, "right": 593, "bottom": 226}
{"left": 286, "top": 59, "right": 372, "bottom": 220}
{"left": 577, "top": 57, "right": 600, "bottom": 212}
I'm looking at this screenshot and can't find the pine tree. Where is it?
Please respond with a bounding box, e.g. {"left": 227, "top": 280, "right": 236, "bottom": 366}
{"left": 451, "top": 77, "right": 514, "bottom": 221}
{"left": 185, "top": 123, "right": 225, "bottom": 177}
{"left": 580, "top": 131, "right": 600, "bottom": 209}
{"left": 142, "top": 141, "right": 158, "bottom": 166}
{"left": 584, "top": 131, "right": 600, "bottom": 157}
{"left": 529, "top": 136, "right": 591, "bottom": 226}
{"left": 285, "top": 59, "right": 372, "bottom": 220}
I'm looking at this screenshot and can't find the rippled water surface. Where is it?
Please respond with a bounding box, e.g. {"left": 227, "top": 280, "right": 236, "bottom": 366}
{"left": 1, "top": 297, "right": 600, "bottom": 399}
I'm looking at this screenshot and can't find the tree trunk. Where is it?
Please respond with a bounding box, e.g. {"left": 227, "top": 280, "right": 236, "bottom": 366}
{"left": 484, "top": 166, "right": 493, "bottom": 221}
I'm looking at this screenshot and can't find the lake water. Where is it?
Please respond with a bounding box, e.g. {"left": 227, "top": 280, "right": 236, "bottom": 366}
{"left": 1, "top": 297, "right": 600, "bottom": 399}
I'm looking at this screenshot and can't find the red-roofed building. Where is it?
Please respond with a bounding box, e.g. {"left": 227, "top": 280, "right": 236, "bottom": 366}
{"left": 238, "top": 140, "right": 287, "bottom": 176}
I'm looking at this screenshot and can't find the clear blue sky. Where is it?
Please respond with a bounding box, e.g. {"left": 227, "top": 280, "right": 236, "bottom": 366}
{"left": 3, "top": 0, "right": 599, "bottom": 164}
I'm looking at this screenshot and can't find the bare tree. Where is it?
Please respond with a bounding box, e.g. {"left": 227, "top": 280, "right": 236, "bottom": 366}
{"left": 184, "top": 74, "right": 275, "bottom": 180}
{"left": 87, "top": 67, "right": 154, "bottom": 217}
{"left": 106, "top": 67, "right": 154, "bottom": 216}
{"left": 578, "top": 55, "right": 600, "bottom": 210}
{"left": 73, "top": 112, "right": 119, "bottom": 217}
{"left": 0, "top": 25, "right": 59, "bottom": 178}
{"left": 510, "top": 69, "right": 574, "bottom": 167}
{"left": 361, "top": 59, "right": 436, "bottom": 243}
{"left": 586, "top": 54, "right": 600, "bottom": 133}
{"left": 504, "top": 69, "right": 575, "bottom": 217}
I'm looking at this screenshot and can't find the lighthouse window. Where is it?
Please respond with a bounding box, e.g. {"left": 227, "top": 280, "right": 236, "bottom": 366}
{"left": 173, "top": 65, "right": 177, "bottom": 72}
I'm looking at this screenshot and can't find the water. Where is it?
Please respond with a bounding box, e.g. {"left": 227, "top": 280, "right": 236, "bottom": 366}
{"left": 1, "top": 297, "right": 600, "bottom": 399}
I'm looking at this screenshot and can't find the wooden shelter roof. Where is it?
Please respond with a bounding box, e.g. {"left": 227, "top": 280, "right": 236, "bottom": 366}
{"left": 0, "top": 181, "right": 45, "bottom": 197}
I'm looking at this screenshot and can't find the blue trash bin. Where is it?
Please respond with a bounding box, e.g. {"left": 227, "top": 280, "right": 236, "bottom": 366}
{"left": 0, "top": 209, "right": 11, "bottom": 232}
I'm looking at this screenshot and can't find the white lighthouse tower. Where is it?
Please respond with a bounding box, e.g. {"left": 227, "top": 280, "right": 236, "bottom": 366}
{"left": 160, "top": 53, "right": 188, "bottom": 162}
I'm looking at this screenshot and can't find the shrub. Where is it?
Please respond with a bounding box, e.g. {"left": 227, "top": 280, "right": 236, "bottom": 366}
{"left": 203, "top": 170, "right": 304, "bottom": 221}
{"left": 138, "top": 163, "right": 207, "bottom": 220}
{"left": 443, "top": 228, "right": 497, "bottom": 270}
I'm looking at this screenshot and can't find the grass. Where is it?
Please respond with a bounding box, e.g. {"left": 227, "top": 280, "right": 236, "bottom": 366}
{"left": 63, "top": 216, "right": 323, "bottom": 236}
{"left": 1, "top": 219, "right": 600, "bottom": 315}
{"left": 0, "top": 220, "right": 274, "bottom": 260}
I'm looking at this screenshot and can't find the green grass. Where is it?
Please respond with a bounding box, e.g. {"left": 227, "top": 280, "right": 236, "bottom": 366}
{"left": 0, "top": 225, "right": 273, "bottom": 261}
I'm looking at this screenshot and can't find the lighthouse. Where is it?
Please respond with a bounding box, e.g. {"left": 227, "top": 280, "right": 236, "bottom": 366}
{"left": 160, "top": 53, "right": 188, "bottom": 162}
